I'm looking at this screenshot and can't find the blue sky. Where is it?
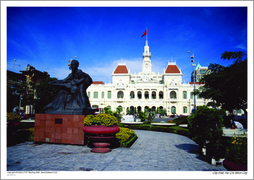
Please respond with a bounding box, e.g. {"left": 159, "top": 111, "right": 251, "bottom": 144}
{"left": 5, "top": 2, "right": 249, "bottom": 84}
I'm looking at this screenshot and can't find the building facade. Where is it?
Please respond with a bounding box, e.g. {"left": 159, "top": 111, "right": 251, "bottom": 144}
{"left": 87, "top": 40, "right": 209, "bottom": 115}
{"left": 191, "top": 63, "right": 211, "bottom": 82}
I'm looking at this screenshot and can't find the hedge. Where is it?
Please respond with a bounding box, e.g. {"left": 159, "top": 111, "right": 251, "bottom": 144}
{"left": 117, "top": 122, "right": 190, "bottom": 138}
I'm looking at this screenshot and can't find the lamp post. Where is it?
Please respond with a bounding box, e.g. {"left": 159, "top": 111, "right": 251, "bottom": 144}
{"left": 188, "top": 51, "right": 196, "bottom": 112}
{"left": 13, "top": 59, "right": 16, "bottom": 71}
{"left": 19, "top": 94, "right": 22, "bottom": 114}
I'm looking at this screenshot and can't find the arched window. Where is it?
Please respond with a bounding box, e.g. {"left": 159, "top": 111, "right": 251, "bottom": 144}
{"left": 152, "top": 91, "right": 156, "bottom": 99}
{"left": 145, "top": 91, "right": 149, "bottom": 99}
{"left": 183, "top": 106, "right": 187, "bottom": 113}
{"left": 159, "top": 91, "right": 163, "bottom": 99}
{"left": 130, "top": 91, "right": 135, "bottom": 99}
{"left": 190, "top": 92, "right": 194, "bottom": 99}
{"left": 137, "top": 106, "right": 142, "bottom": 112}
{"left": 145, "top": 106, "right": 149, "bottom": 112}
{"left": 88, "top": 92, "right": 90, "bottom": 98}
{"left": 92, "top": 105, "right": 99, "bottom": 108}
{"left": 170, "top": 91, "right": 177, "bottom": 99}
{"left": 117, "top": 91, "right": 124, "bottom": 98}
{"left": 171, "top": 106, "right": 176, "bottom": 114}
{"left": 138, "top": 91, "right": 142, "bottom": 99}
{"left": 107, "top": 91, "right": 111, "bottom": 99}
{"left": 130, "top": 106, "right": 134, "bottom": 112}
{"left": 94, "top": 91, "right": 98, "bottom": 99}
{"left": 183, "top": 91, "right": 187, "bottom": 99}
{"left": 152, "top": 106, "right": 156, "bottom": 112}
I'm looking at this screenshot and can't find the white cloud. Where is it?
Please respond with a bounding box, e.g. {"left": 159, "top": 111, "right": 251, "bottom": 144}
{"left": 234, "top": 43, "right": 247, "bottom": 51}
{"left": 47, "top": 67, "right": 70, "bottom": 79}
{"left": 80, "top": 57, "right": 168, "bottom": 83}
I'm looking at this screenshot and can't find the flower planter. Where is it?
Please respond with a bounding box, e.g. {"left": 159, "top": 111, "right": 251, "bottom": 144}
{"left": 83, "top": 125, "right": 120, "bottom": 135}
{"left": 206, "top": 144, "right": 226, "bottom": 161}
{"left": 223, "top": 159, "right": 247, "bottom": 171}
{"left": 83, "top": 125, "right": 120, "bottom": 153}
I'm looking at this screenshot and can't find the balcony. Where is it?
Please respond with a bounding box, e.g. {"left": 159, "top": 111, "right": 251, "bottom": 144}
{"left": 170, "top": 97, "right": 178, "bottom": 103}
{"left": 143, "top": 52, "right": 151, "bottom": 57}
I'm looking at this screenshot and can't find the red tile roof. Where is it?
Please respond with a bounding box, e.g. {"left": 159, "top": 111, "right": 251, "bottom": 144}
{"left": 92, "top": 81, "right": 104, "bottom": 84}
{"left": 189, "top": 82, "right": 205, "bottom": 84}
{"left": 165, "top": 65, "right": 180, "bottom": 73}
{"left": 114, "top": 65, "right": 128, "bottom": 74}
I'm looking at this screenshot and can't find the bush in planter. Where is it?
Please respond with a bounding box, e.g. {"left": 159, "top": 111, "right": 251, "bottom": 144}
{"left": 187, "top": 106, "right": 225, "bottom": 145}
{"left": 84, "top": 113, "right": 117, "bottom": 127}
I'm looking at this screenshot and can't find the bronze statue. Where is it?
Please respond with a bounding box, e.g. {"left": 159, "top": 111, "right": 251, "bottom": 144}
{"left": 45, "top": 60, "right": 94, "bottom": 115}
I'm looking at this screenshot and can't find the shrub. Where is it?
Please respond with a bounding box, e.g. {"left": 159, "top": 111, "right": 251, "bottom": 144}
{"left": 172, "top": 116, "right": 189, "bottom": 126}
{"left": 84, "top": 113, "right": 117, "bottom": 127}
{"left": 137, "top": 111, "right": 147, "bottom": 122}
{"left": 187, "top": 106, "right": 225, "bottom": 145}
{"left": 7, "top": 112, "right": 21, "bottom": 122}
{"left": 116, "top": 127, "right": 136, "bottom": 145}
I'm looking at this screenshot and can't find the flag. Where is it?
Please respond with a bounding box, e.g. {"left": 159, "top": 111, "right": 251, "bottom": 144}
{"left": 141, "top": 30, "right": 147, "bottom": 37}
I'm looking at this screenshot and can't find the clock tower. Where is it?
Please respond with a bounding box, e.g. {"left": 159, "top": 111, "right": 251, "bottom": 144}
{"left": 142, "top": 40, "right": 152, "bottom": 73}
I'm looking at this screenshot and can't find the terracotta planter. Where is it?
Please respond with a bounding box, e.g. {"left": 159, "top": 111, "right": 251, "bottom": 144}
{"left": 83, "top": 125, "right": 120, "bottom": 153}
{"left": 83, "top": 125, "right": 120, "bottom": 135}
{"left": 223, "top": 159, "right": 247, "bottom": 171}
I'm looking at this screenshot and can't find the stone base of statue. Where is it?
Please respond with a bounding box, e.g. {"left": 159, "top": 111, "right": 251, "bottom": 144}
{"left": 34, "top": 114, "right": 86, "bottom": 145}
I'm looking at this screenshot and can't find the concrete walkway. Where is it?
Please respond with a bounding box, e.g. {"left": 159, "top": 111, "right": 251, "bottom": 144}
{"left": 7, "top": 130, "right": 227, "bottom": 171}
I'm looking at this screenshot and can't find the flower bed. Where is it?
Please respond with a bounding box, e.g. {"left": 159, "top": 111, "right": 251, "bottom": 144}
{"left": 7, "top": 112, "right": 21, "bottom": 122}
{"left": 225, "top": 134, "right": 247, "bottom": 164}
{"left": 116, "top": 127, "right": 137, "bottom": 147}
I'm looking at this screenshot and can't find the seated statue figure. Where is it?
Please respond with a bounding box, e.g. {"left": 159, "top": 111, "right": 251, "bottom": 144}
{"left": 45, "top": 60, "right": 93, "bottom": 115}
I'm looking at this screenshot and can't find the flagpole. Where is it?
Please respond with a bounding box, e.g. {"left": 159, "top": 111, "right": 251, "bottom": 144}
{"left": 146, "top": 28, "right": 148, "bottom": 42}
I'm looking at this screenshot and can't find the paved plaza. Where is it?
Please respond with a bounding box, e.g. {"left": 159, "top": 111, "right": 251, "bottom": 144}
{"left": 7, "top": 130, "right": 227, "bottom": 171}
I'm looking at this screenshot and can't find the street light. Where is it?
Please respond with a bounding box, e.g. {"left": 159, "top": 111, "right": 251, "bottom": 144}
{"left": 13, "top": 59, "right": 16, "bottom": 71}
{"left": 188, "top": 51, "right": 196, "bottom": 112}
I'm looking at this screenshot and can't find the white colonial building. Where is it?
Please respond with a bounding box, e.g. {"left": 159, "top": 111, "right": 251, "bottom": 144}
{"left": 87, "top": 40, "right": 209, "bottom": 115}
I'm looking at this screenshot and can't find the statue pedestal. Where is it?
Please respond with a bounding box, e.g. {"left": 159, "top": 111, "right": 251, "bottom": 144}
{"left": 34, "top": 114, "right": 85, "bottom": 145}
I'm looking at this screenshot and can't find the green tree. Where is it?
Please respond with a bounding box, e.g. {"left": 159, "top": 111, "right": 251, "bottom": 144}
{"left": 198, "top": 51, "right": 247, "bottom": 115}
{"left": 126, "top": 107, "right": 130, "bottom": 115}
{"left": 7, "top": 81, "right": 27, "bottom": 112}
{"left": 103, "top": 107, "right": 112, "bottom": 115}
{"left": 187, "top": 106, "right": 225, "bottom": 145}
{"left": 137, "top": 111, "right": 147, "bottom": 122}
{"left": 34, "top": 77, "right": 61, "bottom": 113}
{"left": 147, "top": 108, "right": 153, "bottom": 122}
{"left": 7, "top": 85, "right": 21, "bottom": 112}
